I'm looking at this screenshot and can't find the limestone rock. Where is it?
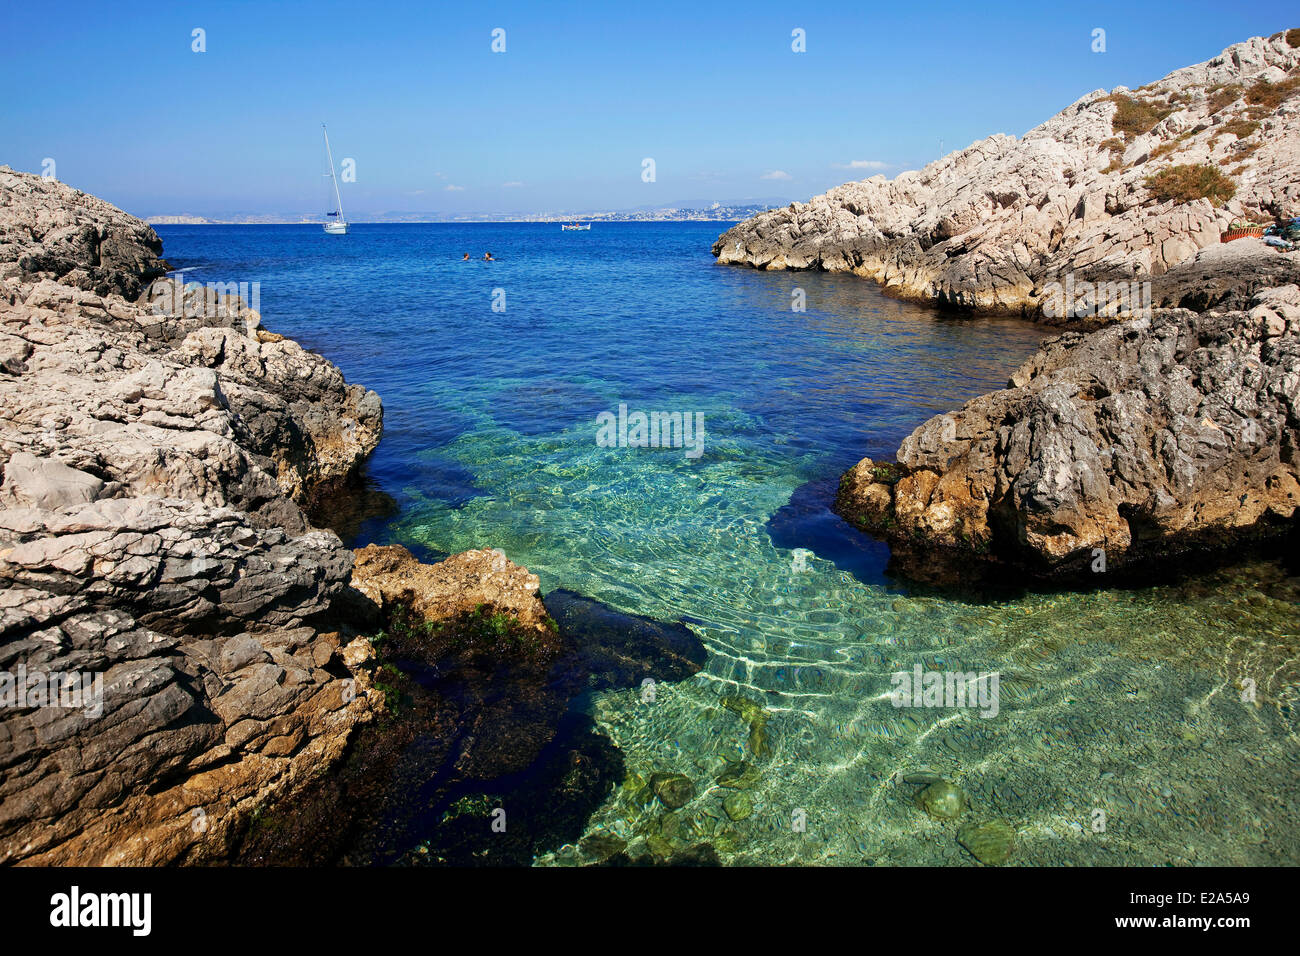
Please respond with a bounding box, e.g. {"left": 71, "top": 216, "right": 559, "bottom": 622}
{"left": 836, "top": 286, "right": 1300, "bottom": 581}
{"left": 350, "top": 544, "right": 550, "bottom": 637}
{"left": 714, "top": 33, "right": 1300, "bottom": 320}
{"left": 0, "top": 166, "right": 170, "bottom": 301}
{"left": 0, "top": 170, "right": 383, "bottom": 864}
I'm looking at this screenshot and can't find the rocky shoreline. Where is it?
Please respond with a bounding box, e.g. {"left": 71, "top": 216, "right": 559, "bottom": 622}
{"left": 0, "top": 167, "right": 709, "bottom": 865}
{"left": 0, "top": 167, "right": 393, "bottom": 863}
{"left": 709, "top": 32, "right": 1300, "bottom": 584}
{"left": 835, "top": 286, "right": 1300, "bottom": 583}
{"left": 713, "top": 32, "right": 1300, "bottom": 320}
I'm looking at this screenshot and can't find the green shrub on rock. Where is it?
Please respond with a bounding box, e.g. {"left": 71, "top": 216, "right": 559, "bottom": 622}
{"left": 1144, "top": 163, "right": 1236, "bottom": 205}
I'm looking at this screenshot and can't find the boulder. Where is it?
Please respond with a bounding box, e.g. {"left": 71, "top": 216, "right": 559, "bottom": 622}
{"left": 836, "top": 286, "right": 1300, "bottom": 581}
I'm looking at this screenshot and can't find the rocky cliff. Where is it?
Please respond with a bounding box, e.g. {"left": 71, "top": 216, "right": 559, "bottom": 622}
{"left": 714, "top": 31, "right": 1300, "bottom": 318}
{"left": 0, "top": 167, "right": 386, "bottom": 864}
{"left": 835, "top": 285, "right": 1300, "bottom": 582}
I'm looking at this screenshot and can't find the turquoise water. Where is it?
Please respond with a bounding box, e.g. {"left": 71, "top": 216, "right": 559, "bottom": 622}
{"left": 159, "top": 223, "right": 1299, "bottom": 865}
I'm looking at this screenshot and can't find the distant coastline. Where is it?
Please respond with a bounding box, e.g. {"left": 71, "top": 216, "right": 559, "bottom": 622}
{"left": 145, "top": 202, "right": 784, "bottom": 226}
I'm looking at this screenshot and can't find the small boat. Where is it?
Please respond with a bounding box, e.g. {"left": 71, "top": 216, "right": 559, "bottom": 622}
{"left": 322, "top": 124, "right": 348, "bottom": 235}
{"left": 561, "top": 222, "right": 591, "bottom": 231}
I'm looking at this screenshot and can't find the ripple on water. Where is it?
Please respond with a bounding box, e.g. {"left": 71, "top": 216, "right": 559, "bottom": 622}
{"left": 157, "top": 223, "right": 1299, "bottom": 867}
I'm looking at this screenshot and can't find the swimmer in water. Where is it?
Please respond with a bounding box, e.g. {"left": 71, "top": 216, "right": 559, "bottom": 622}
{"left": 462, "top": 253, "right": 470, "bottom": 261}
{"left": 483, "top": 252, "right": 494, "bottom": 261}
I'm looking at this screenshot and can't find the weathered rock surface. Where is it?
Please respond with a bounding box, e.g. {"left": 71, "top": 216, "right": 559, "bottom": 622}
{"left": 0, "top": 169, "right": 383, "bottom": 864}
{"left": 0, "top": 166, "right": 170, "bottom": 301}
{"left": 836, "top": 286, "right": 1300, "bottom": 581}
{"left": 714, "top": 33, "right": 1300, "bottom": 319}
{"left": 351, "top": 544, "right": 551, "bottom": 637}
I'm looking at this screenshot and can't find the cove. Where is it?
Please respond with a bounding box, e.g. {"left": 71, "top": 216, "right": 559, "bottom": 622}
{"left": 158, "top": 221, "right": 1300, "bottom": 866}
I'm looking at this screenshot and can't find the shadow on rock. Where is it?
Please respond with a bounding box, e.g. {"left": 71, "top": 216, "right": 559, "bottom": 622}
{"left": 226, "top": 546, "right": 707, "bottom": 866}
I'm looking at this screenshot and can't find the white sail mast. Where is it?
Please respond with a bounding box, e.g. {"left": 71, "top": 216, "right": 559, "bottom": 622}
{"left": 322, "top": 123, "right": 345, "bottom": 224}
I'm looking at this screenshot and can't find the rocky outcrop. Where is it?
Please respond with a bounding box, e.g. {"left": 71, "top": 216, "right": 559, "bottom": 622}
{"left": 351, "top": 544, "right": 552, "bottom": 636}
{"left": 714, "top": 32, "right": 1300, "bottom": 319}
{"left": 0, "top": 168, "right": 383, "bottom": 864}
{"left": 835, "top": 286, "right": 1300, "bottom": 581}
{"left": 1151, "top": 236, "right": 1300, "bottom": 312}
{"left": 229, "top": 545, "right": 707, "bottom": 866}
{"left": 0, "top": 166, "right": 170, "bottom": 301}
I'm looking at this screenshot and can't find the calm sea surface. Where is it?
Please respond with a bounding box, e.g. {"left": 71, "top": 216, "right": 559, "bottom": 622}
{"left": 158, "top": 222, "right": 1299, "bottom": 865}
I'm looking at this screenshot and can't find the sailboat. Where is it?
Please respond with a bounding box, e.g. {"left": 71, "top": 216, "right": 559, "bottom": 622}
{"left": 322, "top": 124, "right": 347, "bottom": 235}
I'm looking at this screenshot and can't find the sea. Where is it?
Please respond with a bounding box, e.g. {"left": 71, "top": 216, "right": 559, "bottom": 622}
{"left": 156, "top": 221, "right": 1299, "bottom": 865}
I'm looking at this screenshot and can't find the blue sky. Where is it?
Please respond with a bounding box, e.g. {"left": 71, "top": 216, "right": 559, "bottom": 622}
{"left": 2, "top": 1, "right": 1295, "bottom": 218}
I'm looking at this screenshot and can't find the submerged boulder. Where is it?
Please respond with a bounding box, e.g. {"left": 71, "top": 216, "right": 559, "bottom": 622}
{"left": 957, "top": 819, "right": 1017, "bottom": 865}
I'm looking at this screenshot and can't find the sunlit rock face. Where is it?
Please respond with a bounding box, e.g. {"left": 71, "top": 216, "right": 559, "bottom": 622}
{"left": 836, "top": 285, "right": 1300, "bottom": 582}
{"left": 715, "top": 33, "right": 1300, "bottom": 320}
{"left": 0, "top": 167, "right": 382, "bottom": 864}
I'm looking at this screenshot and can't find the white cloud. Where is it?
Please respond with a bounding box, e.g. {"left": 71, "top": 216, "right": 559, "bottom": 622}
{"left": 501, "top": 181, "right": 524, "bottom": 188}
{"left": 835, "top": 160, "right": 889, "bottom": 170}
{"left": 444, "top": 184, "right": 465, "bottom": 192}
{"left": 760, "top": 170, "right": 792, "bottom": 181}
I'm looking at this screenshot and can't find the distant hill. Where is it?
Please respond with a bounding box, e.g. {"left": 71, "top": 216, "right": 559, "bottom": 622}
{"left": 144, "top": 200, "right": 793, "bottom": 225}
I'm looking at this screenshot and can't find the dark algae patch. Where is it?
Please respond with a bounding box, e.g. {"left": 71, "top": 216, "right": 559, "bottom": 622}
{"left": 227, "top": 579, "right": 707, "bottom": 865}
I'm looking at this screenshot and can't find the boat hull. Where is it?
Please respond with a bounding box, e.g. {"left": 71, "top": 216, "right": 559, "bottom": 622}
{"left": 323, "top": 222, "right": 348, "bottom": 234}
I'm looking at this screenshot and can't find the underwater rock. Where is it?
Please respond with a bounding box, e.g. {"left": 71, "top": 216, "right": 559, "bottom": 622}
{"left": 917, "top": 780, "right": 968, "bottom": 820}
{"left": 542, "top": 588, "right": 707, "bottom": 691}
{"left": 657, "top": 811, "right": 685, "bottom": 841}
{"left": 957, "top": 819, "right": 1017, "bottom": 865}
{"left": 579, "top": 832, "right": 627, "bottom": 863}
{"left": 903, "top": 771, "right": 945, "bottom": 786}
{"left": 650, "top": 772, "right": 697, "bottom": 810}
{"left": 723, "top": 792, "right": 754, "bottom": 821}
{"left": 611, "top": 841, "right": 722, "bottom": 866}
{"left": 721, "top": 694, "right": 772, "bottom": 759}
{"left": 715, "top": 761, "right": 761, "bottom": 790}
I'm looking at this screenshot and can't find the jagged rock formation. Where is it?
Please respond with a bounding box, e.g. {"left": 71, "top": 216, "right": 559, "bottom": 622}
{"left": 0, "top": 167, "right": 384, "bottom": 864}
{"left": 835, "top": 286, "right": 1300, "bottom": 581}
{"left": 0, "top": 167, "right": 170, "bottom": 301}
{"left": 714, "top": 32, "right": 1300, "bottom": 318}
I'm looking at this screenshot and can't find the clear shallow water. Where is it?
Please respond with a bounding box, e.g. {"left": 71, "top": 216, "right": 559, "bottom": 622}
{"left": 159, "top": 223, "right": 1299, "bottom": 866}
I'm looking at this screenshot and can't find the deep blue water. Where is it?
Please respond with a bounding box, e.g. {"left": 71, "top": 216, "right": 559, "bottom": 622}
{"left": 154, "top": 223, "right": 1300, "bottom": 865}
{"left": 157, "top": 222, "right": 1045, "bottom": 585}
